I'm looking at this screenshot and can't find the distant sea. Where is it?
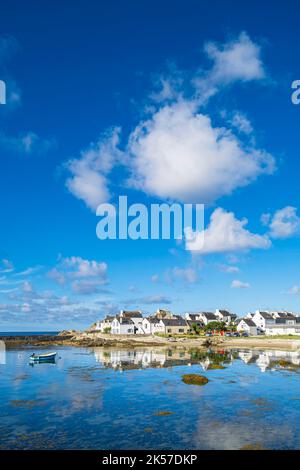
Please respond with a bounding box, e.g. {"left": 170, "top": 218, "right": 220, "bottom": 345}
{"left": 0, "top": 331, "right": 59, "bottom": 337}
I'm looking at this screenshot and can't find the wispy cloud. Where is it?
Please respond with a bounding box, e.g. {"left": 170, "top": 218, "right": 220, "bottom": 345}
{"left": 0, "top": 131, "right": 55, "bottom": 155}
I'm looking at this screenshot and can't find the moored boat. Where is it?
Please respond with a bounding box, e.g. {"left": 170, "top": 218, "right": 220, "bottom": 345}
{"left": 29, "top": 352, "right": 57, "bottom": 363}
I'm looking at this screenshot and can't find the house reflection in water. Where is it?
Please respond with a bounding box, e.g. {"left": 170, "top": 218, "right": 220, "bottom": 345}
{"left": 92, "top": 347, "right": 237, "bottom": 371}
{"left": 238, "top": 349, "right": 300, "bottom": 372}
{"left": 93, "top": 348, "right": 195, "bottom": 371}
{"left": 92, "top": 347, "right": 300, "bottom": 373}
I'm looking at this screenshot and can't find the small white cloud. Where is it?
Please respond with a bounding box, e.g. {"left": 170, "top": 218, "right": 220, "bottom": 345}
{"left": 66, "top": 127, "right": 123, "bottom": 210}
{"left": 220, "top": 264, "right": 240, "bottom": 274}
{"left": 151, "top": 274, "right": 159, "bottom": 283}
{"left": 283, "top": 285, "right": 300, "bottom": 295}
{"left": 23, "top": 281, "right": 33, "bottom": 293}
{"left": 63, "top": 257, "right": 107, "bottom": 278}
{"left": 204, "top": 32, "right": 265, "bottom": 85}
{"left": 231, "top": 279, "right": 250, "bottom": 289}
{"left": 48, "top": 257, "right": 108, "bottom": 294}
{"left": 264, "top": 206, "right": 300, "bottom": 239}
{"left": 186, "top": 208, "right": 271, "bottom": 253}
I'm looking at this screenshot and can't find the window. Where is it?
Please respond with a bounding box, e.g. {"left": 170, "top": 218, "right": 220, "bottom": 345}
{"left": 179, "top": 329, "right": 184, "bottom": 333}
{"left": 167, "top": 328, "right": 171, "bottom": 333}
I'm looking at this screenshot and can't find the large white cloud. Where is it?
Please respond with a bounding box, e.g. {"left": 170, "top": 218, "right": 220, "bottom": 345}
{"left": 186, "top": 207, "right": 271, "bottom": 253}
{"left": 128, "top": 100, "right": 275, "bottom": 203}
{"left": 65, "top": 33, "right": 273, "bottom": 210}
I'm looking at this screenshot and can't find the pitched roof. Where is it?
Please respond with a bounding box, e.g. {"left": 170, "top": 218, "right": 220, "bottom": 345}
{"left": 276, "top": 312, "right": 296, "bottom": 319}
{"left": 120, "top": 317, "right": 134, "bottom": 324}
{"left": 188, "top": 314, "right": 201, "bottom": 321}
{"left": 240, "top": 318, "right": 256, "bottom": 327}
{"left": 161, "top": 318, "right": 187, "bottom": 326}
{"left": 186, "top": 320, "right": 203, "bottom": 326}
{"left": 145, "top": 317, "right": 160, "bottom": 324}
{"left": 201, "top": 312, "right": 217, "bottom": 320}
{"left": 258, "top": 311, "right": 273, "bottom": 320}
{"left": 218, "top": 310, "right": 231, "bottom": 316}
{"left": 121, "top": 310, "right": 142, "bottom": 318}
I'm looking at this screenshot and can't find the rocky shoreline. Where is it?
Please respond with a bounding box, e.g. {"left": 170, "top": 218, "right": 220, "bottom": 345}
{"left": 2, "top": 331, "right": 300, "bottom": 351}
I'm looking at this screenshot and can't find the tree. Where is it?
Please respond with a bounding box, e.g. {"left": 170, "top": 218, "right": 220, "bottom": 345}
{"left": 191, "top": 322, "right": 201, "bottom": 335}
{"left": 204, "top": 321, "right": 226, "bottom": 332}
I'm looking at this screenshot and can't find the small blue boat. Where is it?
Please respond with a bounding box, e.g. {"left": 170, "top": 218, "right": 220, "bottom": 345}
{"left": 29, "top": 352, "right": 57, "bottom": 363}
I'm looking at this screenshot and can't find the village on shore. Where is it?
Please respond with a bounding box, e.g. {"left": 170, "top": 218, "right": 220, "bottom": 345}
{"left": 91, "top": 308, "right": 300, "bottom": 337}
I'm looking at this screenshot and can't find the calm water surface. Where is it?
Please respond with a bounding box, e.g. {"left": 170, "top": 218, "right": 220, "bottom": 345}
{"left": 0, "top": 346, "right": 300, "bottom": 450}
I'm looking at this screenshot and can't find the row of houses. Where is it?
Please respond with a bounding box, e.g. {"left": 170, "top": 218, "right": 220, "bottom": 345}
{"left": 244, "top": 310, "right": 300, "bottom": 335}
{"left": 94, "top": 309, "right": 191, "bottom": 335}
{"left": 92, "top": 308, "right": 300, "bottom": 336}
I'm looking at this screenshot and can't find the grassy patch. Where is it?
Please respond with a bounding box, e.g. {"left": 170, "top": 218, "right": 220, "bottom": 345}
{"left": 182, "top": 374, "right": 209, "bottom": 386}
{"left": 270, "top": 359, "right": 300, "bottom": 370}
{"left": 154, "top": 410, "right": 174, "bottom": 416}
{"left": 240, "top": 443, "right": 266, "bottom": 450}
{"left": 207, "top": 363, "right": 225, "bottom": 370}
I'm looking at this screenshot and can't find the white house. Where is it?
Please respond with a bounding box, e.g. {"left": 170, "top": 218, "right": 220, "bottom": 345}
{"left": 237, "top": 318, "right": 258, "bottom": 336}
{"left": 215, "top": 309, "right": 237, "bottom": 325}
{"left": 198, "top": 312, "right": 218, "bottom": 325}
{"left": 142, "top": 317, "right": 162, "bottom": 335}
{"left": 111, "top": 317, "right": 136, "bottom": 335}
{"left": 265, "top": 317, "right": 300, "bottom": 336}
{"left": 94, "top": 315, "right": 114, "bottom": 332}
{"left": 119, "top": 310, "right": 144, "bottom": 334}
{"left": 271, "top": 311, "right": 296, "bottom": 320}
{"left": 252, "top": 311, "right": 275, "bottom": 332}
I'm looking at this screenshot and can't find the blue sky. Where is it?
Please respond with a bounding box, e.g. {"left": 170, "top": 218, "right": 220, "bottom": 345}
{"left": 1, "top": 0, "right": 300, "bottom": 330}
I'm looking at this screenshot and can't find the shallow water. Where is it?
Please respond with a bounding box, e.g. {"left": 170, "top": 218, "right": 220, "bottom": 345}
{"left": 0, "top": 345, "right": 300, "bottom": 449}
